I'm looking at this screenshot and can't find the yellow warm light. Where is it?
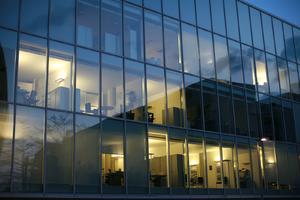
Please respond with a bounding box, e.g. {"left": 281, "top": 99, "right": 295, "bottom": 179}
{"left": 111, "top": 154, "right": 123, "bottom": 158}
{"left": 189, "top": 159, "right": 199, "bottom": 166}
{"left": 256, "top": 61, "right": 267, "bottom": 86}
{"left": 267, "top": 158, "right": 275, "bottom": 164}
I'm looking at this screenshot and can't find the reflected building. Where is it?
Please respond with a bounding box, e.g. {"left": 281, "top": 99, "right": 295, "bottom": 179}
{"left": 1, "top": 0, "right": 300, "bottom": 199}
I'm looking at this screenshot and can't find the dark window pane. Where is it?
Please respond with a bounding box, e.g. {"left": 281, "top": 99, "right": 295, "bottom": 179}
{"left": 46, "top": 110, "right": 73, "bottom": 193}
{"left": 271, "top": 98, "right": 285, "bottom": 141}
{"left": 0, "top": 28, "right": 17, "bottom": 103}
{"left": 101, "top": 0, "right": 122, "bottom": 55}
{"left": 214, "top": 35, "right": 230, "bottom": 82}
{"left": 164, "top": 17, "right": 182, "bottom": 71}
{"left": 277, "top": 58, "right": 290, "bottom": 99}
{"left": 246, "top": 90, "right": 261, "bottom": 138}
{"left": 102, "top": 119, "right": 124, "bottom": 193}
{"left": 195, "top": 0, "right": 211, "bottom": 30}
{"left": 163, "top": 0, "right": 179, "bottom": 18}
{"left": 77, "top": 0, "right": 100, "bottom": 49}
{"left": 237, "top": 142, "right": 251, "bottom": 189}
{"left": 180, "top": 0, "right": 195, "bottom": 24}
{"left": 287, "top": 145, "right": 300, "bottom": 189}
{"left": 294, "top": 103, "right": 300, "bottom": 143}
{"left": 182, "top": 23, "right": 199, "bottom": 75}
{"left": 242, "top": 45, "right": 256, "bottom": 90}
{"left": 126, "top": 122, "right": 148, "bottom": 193}
{"left": 262, "top": 14, "right": 275, "bottom": 54}
{"left": 259, "top": 94, "right": 274, "bottom": 140}
{"left": 255, "top": 50, "right": 268, "bottom": 94}
{"left": 294, "top": 27, "right": 300, "bottom": 63}
{"left": 50, "top": 0, "right": 75, "bottom": 43}
{"left": 276, "top": 143, "right": 289, "bottom": 189}
{"left": 273, "top": 18, "right": 285, "bottom": 58}
{"left": 263, "top": 141, "right": 277, "bottom": 190}
{"left": 101, "top": 54, "right": 123, "bottom": 117}
{"left": 75, "top": 114, "right": 100, "bottom": 193}
{"left": 20, "top": 0, "right": 48, "bottom": 36}
{"left": 266, "top": 54, "right": 280, "bottom": 96}
{"left": 228, "top": 40, "right": 243, "bottom": 85}
{"left": 13, "top": 106, "right": 44, "bottom": 192}
{"left": 145, "top": 11, "right": 164, "bottom": 66}
{"left": 199, "top": 29, "right": 214, "bottom": 79}
{"left": 47, "top": 41, "right": 74, "bottom": 111}
{"left": 146, "top": 65, "right": 166, "bottom": 125}
{"left": 0, "top": 103, "right": 14, "bottom": 192}
{"left": 125, "top": 60, "right": 146, "bottom": 121}
{"left": 225, "top": 0, "right": 239, "bottom": 40}
{"left": 211, "top": 0, "right": 225, "bottom": 35}
{"left": 250, "top": 142, "right": 261, "bottom": 189}
{"left": 17, "top": 34, "right": 47, "bottom": 107}
{"left": 283, "top": 101, "right": 296, "bottom": 142}
{"left": 284, "top": 23, "right": 296, "bottom": 62}
{"left": 144, "top": 0, "right": 161, "bottom": 12}
{"left": 124, "top": 3, "right": 144, "bottom": 61}
{"left": 250, "top": 8, "right": 264, "bottom": 50}
{"left": 238, "top": 2, "right": 252, "bottom": 45}
{"left": 288, "top": 62, "right": 300, "bottom": 101}
{"left": 233, "top": 88, "right": 248, "bottom": 135}
{"left": 185, "top": 75, "right": 203, "bottom": 130}
{"left": 0, "top": 0, "right": 19, "bottom": 29}
{"left": 76, "top": 48, "right": 100, "bottom": 114}
{"left": 219, "top": 91, "right": 234, "bottom": 134}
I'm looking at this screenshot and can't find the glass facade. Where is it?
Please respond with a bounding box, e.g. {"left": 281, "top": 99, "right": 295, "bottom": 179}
{"left": 1, "top": 0, "right": 300, "bottom": 198}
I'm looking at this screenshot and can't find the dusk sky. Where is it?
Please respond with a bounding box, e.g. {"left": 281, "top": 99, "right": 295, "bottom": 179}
{"left": 244, "top": 0, "right": 300, "bottom": 27}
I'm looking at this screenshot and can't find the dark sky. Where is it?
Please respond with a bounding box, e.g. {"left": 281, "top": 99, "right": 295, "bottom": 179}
{"left": 244, "top": 0, "right": 300, "bottom": 27}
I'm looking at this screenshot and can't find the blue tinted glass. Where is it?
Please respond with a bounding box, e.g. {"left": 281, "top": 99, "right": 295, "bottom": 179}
{"left": 0, "top": 0, "right": 19, "bottom": 29}
{"left": 288, "top": 62, "right": 300, "bottom": 100}
{"left": 211, "top": 0, "right": 226, "bottom": 35}
{"left": 0, "top": 28, "right": 17, "bottom": 103}
{"left": 284, "top": 23, "right": 296, "bottom": 62}
{"left": 238, "top": 2, "right": 252, "bottom": 45}
{"left": 254, "top": 50, "right": 268, "bottom": 94}
{"left": 77, "top": 0, "right": 100, "bottom": 50}
{"left": 266, "top": 54, "right": 280, "bottom": 96}
{"left": 225, "top": 0, "right": 239, "bottom": 40}
{"left": 199, "top": 28, "right": 215, "bottom": 79}
{"left": 294, "top": 27, "right": 300, "bottom": 63}
{"left": 180, "top": 0, "right": 196, "bottom": 24}
{"left": 126, "top": 0, "right": 142, "bottom": 5}
{"left": 242, "top": 45, "right": 256, "bottom": 90}
{"left": 228, "top": 40, "right": 243, "bottom": 85}
{"left": 195, "top": 0, "right": 211, "bottom": 30}
{"left": 20, "top": 0, "right": 48, "bottom": 36}
{"left": 277, "top": 58, "right": 290, "bottom": 98}
{"left": 163, "top": 0, "right": 179, "bottom": 18}
{"left": 144, "top": 0, "right": 161, "bottom": 12}
{"left": 262, "top": 14, "right": 275, "bottom": 54}
{"left": 101, "top": 0, "right": 122, "bottom": 55}
{"left": 250, "top": 8, "right": 264, "bottom": 50}
{"left": 50, "top": 0, "right": 75, "bottom": 43}
{"left": 214, "top": 35, "right": 230, "bottom": 82}
{"left": 273, "top": 18, "right": 285, "bottom": 58}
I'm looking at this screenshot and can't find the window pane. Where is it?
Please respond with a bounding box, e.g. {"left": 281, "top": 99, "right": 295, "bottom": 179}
{"left": 182, "top": 23, "right": 199, "bottom": 75}
{"left": 222, "top": 139, "right": 238, "bottom": 189}
{"left": 229, "top": 40, "right": 243, "bottom": 85}
{"left": 277, "top": 58, "right": 290, "bottom": 98}
{"left": 259, "top": 94, "right": 274, "bottom": 139}
{"left": 76, "top": 48, "right": 99, "bottom": 115}
{"left": 0, "top": 103, "right": 13, "bottom": 192}
{"left": 263, "top": 141, "right": 277, "bottom": 190}
{"left": 219, "top": 91, "right": 234, "bottom": 134}
{"left": 225, "top": 0, "right": 239, "bottom": 40}
{"left": 250, "top": 142, "right": 261, "bottom": 189}
{"left": 185, "top": 75, "right": 203, "bottom": 130}
{"left": 214, "top": 35, "right": 230, "bottom": 82}
{"left": 145, "top": 11, "right": 164, "bottom": 66}
{"left": 144, "top": 0, "right": 161, "bottom": 12}
{"left": 206, "top": 139, "right": 222, "bottom": 188}
{"left": 164, "top": 17, "right": 182, "bottom": 71}
{"left": 238, "top": 2, "right": 252, "bottom": 45}
{"left": 48, "top": 41, "right": 74, "bottom": 111}
{"left": 233, "top": 88, "right": 248, "bottom": 135}
{"left": 148, "top": 126, "right": 168, "bottom": 190}
{"left": 199, "top": 29, "right": 215, "bottom": 79}
{"left": 188, "top": 136, "right": 205, "bottom": 188}
{"left": 146, "top": 65, "right": 166, "bottom": 125}
{"left": 102, "top": 119, "right": 124, "bottom": 193}
{"left": 163, "top": 0, "right": 179, "bottom": 18}
{"left": 13, "top": 106, "right": 44, "bottom": 192}
{"left": 294, "top": 27, "right": 300, "bottom": 63}
{"left": 273, "top": 18, "right": 285, "bottom": 58}
{"left": 247, "top": 90, "right": 261, "bottom": 138}
{"left": 287, "top": 145, "right": 300, "bottom": 190}
{"left": 276, "top": 143, "right": 289, "bottom": 189}
{"left": 288, "top": 62, "right": 300, "bottom": 101}
{"left": 283, "top": 101, "right": 296, "bottom": 142}
{"left": 20, "top": 0, "right": 48, "bottom": 36}
{"left": 211, "top": 0, "right": 225, "bottom": 35}
{"left": 50, "top": 0, "right": 75, "bottom": 43}
{"left": 166, "top": 70, "right": 185, "bottom": 127}
{"left": 266, "top": 54, "right": 280, "bottom": 96}
{"left": 195, "top": 0, "right": 211, "bottom": 30}
{"left": 125, "top": 59, "right": 146, "bottom": 121}
{"left": 101, "top": 54, "right": 123, "bottom": 117}
{"left": 284, "top": 23, "right": 296, "bottom": 62}
{"left": 17, "top": 34, "right": 47, "bottom": 107}
{"left": 242, "top": 45, "right": 256, "bottom": 90}
{"left": 126, "top": 0, "right": 142, "bottom": 5}
{"left": 75, "top": 114, "right": 100, "bottom": 193}
{"left": 294, "top": 103, "right": 300, "bottom": 143}
{"left": 250, "top": 8, "right": 264, "bottom": 50}
{"left": 101, "top": 0, "right": 122, "bottom": 55}
{"left": 124, "top": 3, "right": 144, "bottom": 61}
{"left": 272, "top": 98, "right": 285, "bottom": 141}
{"left": 77, "top": 0, "right": 100, "bottom": 49}
{"left": 255, "top": 50, "right": 268, "bottom": 94}
{"left": 0, "top": 0, "right": 19, "bottom": 29}
{"left": 126, "top": 122, "right": 148, "bottom": 194}
{"left": 0, "top": 28, "right": 17, "bottom": 103}
{"left": 46, "top": 111, "right": 73, "bottom": 193}
{"left": 180, "top": 0, "right": 195, "bottom": 24}
{"left": 262, "top": 14, "right": 275, "bottom": 54}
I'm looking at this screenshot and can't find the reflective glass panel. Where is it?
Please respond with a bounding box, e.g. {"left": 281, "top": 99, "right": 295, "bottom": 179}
{"left": 259, "top": 94, "right": 274, "bottom": 140}
{"left": 276, "top": 143, "right": 289, "bottom": 189}
{"left": 238, "top": 2, "right": 252, "bottom": 45}
{"left": 262, "top": 14, "right": 275, "bottom": 54}
{"left": 0, "top": 0, "right": 19, "bottom": 29}
{"left": 263, "top": 141, "right": 277, "bottom": 190}
{"left": 273, "top": 18, "right": 285, "bottom": 58}
{"left": 272, "top": 98, "right": 285, "bottom": 141}
{"left": 214, "top": 35, "right": 230, "bottom": 82}
{"left": 246, "top": 90, "right": 261, "bottom": 138}
{"left": 294, "top": 27, "right": 300, "bottom": 63}
{"left": 163, "top": 0, "right": 179, "bottom": 19}
{"left": 180, "top": 0, "right": 195, "bottom": 24}
{"left": 229, "top": 40, "right": 243, "bottom": 85}
{"left": 284, "top": 23, "right": 296, "bottom": 62}
{"left": 237, "top": 142, "right": 251, "bottom": 189}
{"left": 242, "top": 45, "right": 256, "bottom": 90}
{"left": 277, "top": 58, "right": 290, "bottom": 98}
{"left": 211, "top": 0, "right": 225, "bottom": 35}
{"left": 225, "top": 0, "right": 239, "bottom": 40}
{"left": 250, "top": 142, "right": 261, "bottom": 190}
{"left": 288, "top": 62, "right": 300, "bottom": 100}
{"left": 287, "top": 145, "right": 300, "bottom": 190}
{"left": 250, "top": 8, "right": 264, "bottom": 50}
{"left": 195, "top": 0, "right": 211, "bottom": 30}
{"left": 283, "top": 101, "right": 296, "bottom": 142}
{"left": 144, "top": 0, "right": 161, "bottom": 12}
{"left": 206, "top": 139, "right": 222, "bottom": 188}
{"left": 266, "top": 54, "right": 280, "bottom": 96}
{"left": 255, "top": 50, "right": 268, "bottom": 94}
{"left": 222, "top": 139, "right": 238, "bottom": 189}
